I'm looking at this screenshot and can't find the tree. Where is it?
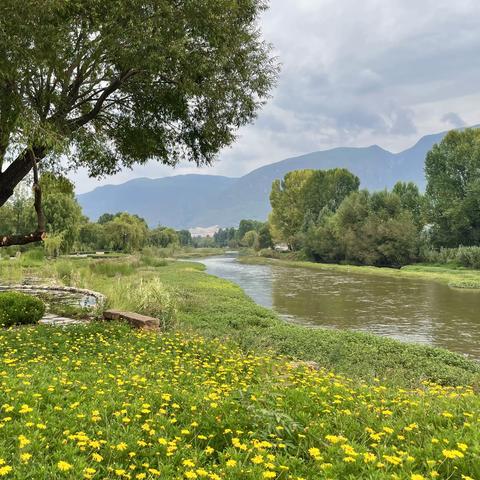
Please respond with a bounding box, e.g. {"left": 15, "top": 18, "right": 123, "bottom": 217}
{"left": 0, "top": 0, "right": 278, "bottom": 246}
{"left": 392, "top": 181, "right": 424, "bottom": 227}
{"left": 148, "top": 227, "right": 179, "bottom": 248}
{"left": 332, "top": 190, "right": 420, "bottom": 266}
{"left": 270, "top": 170, "right": 314, "bottom": 249}
{"left": 425, "top": 129, "right": 480, "bottom": 247}
{"left": 257, "top": 223, "right": 273, "bottom": 250}
{"left": 241, "top": 230, "right": 259, "bottom": 249}
{"left": 237, "top": 220, "right": 263, "bottom": 241}
{"left": 34, "top": 174, "right": 83, "bottom": 253}
{"left": 177, "top": 230, "right": 193, "bottom": 247}
{"left": 102, "top": 213, "right": 148, "bottom": 252}
{"left": 97, "top": 213, "right": 115, "bottom": 225}
{"left": 303, "top": 168, "right": 360, "bottom": 217}
{"left": 270, "top": 168, "right": 359, "bottom": 249}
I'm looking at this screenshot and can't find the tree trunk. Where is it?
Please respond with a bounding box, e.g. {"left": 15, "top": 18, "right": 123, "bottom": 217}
{"left": 0, "top": 147, "right": 47, "bottom": 248}
{"left": 0, "top": 145, "right": 45, "bottom": 207}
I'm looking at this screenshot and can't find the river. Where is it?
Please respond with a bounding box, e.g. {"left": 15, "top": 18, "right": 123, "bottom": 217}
{"left": 199, "top": 254, "right": 480, "bottom": 360}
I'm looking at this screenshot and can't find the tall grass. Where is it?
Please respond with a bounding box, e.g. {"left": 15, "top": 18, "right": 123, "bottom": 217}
{"left": 423, "top": 246, "right": 480, "bottom": 269}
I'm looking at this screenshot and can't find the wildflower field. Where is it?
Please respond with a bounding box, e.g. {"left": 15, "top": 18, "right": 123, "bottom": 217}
{"left": 0, "top": 322, "right": 478, "bottom": 479}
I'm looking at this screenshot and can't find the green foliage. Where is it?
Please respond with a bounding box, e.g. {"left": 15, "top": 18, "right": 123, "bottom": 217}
{"left": 423, "top": 246, "right": 480, "bottom": 270}
{"left": 270, "top": 168, "right": 360, "bottom": 249}
{"left": 270, "top": 170, "right": 315, "bottom": 248}
{"left": 101, "top": 213, "right": 148, "bottom": 252}
{"left": 148, "top": 227, "right": 179, "bottom": 248}
{"left": 241, "top": 230, "right": 259, "bottom": 249}
{"left": 0, "top": 0, "right": 277, "bottom": 212}
{"left": 214, "top": 227, "right": 238, "bottom": 247}
{"left": 392, "top": 181, "right": 424, "bottom": 226}
{"left": 425, "top": 128, "right": 480, "bottom": 247}
{"left": 177, "top": 230, "right": 193, "bottom": 247}
{"left": 257, "top": 223, "right": 273, "bottom": 250}
{"left": 237, "top": 219, "right": 264, "bottom": 240}
{"left": 331, "top": 190, "right": 420, "bottom": 266}
{"left": 0, "top": 291, "right": 45, "bottom": 326}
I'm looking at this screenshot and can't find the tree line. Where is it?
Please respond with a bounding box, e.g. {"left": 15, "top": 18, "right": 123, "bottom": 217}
{"left": 0, "top": 174, "right": 271, "bottom": 255}
{"left": 268, "top": 129, "right": 480, "bottom": 267}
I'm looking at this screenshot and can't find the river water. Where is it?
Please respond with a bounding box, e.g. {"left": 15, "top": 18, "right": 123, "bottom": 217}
{"left": 199, "top": 255, "right": 480, "bottom": 359}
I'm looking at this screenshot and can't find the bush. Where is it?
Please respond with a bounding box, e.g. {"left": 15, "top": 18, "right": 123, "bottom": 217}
{"left": 0, "top": 292, "right": 46, "bottom": 326}
{"left": 422, "top": 246, "right": 480, "bottom": 269}
{"left": 456, "top": 246, "right": 480, "bottom": 269}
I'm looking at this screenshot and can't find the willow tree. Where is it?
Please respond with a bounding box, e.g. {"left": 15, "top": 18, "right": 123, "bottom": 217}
{"left": 0, "top": 0, "right": 277, "bottom": 246}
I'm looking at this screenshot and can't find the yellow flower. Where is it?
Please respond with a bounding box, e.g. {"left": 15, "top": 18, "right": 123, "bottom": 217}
{"left": 20, "top": 453, "right": 31, "bottom": 463}
{"left": 58, "top": 461, "right": 73, "bottom": 471}
{"left": 411, "top": 475, "right": 425, "bottom": 480}
{"left": 92, "top": 453, "right": 103, "bottom": 462}
{"left": 0, "top": 466, "right": 12, "bottom": 476}
{"left": 363, "top": 452, "right": 376, "bottom": 463}
{"left": 252, "top": 455, "right": 264, "bottom": 464}
{"left": 325, "top": 435, "right": 345, "bottom": 444}
{"left": 226, "top": 460, "right": 237, "bottom": 468}
{"left": 263, "top": 472, "right": 276, "bottom": 479}
{"left": 184, "top": 471, "right": 197, "bottom": 479}
{"left": 308, "top": 447, "right": 321, "bottom": 459}
{"left": 442, "top": 449, "right": 464, "bottom": 459}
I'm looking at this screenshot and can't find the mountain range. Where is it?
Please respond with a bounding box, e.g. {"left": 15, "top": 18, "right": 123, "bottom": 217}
{"left": 77, "top": 129, "right": 450, "bottom": 229}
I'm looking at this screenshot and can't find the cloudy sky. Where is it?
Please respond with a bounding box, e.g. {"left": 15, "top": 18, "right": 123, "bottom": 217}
{"left": 72, "top": 0, "right": 480, "bottom": 193}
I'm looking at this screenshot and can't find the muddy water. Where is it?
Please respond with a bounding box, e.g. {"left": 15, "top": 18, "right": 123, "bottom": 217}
{"left": 200, "top": 255, "right": 480, "bottom": 359}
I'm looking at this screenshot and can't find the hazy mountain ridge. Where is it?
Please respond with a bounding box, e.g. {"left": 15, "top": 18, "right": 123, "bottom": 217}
{"left": 78, "top": 130, "right": 448, "bottom": 228}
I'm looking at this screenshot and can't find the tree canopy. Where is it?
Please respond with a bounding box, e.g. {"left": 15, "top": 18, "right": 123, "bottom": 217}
{"left": 0, "top": 0, "right": 277, "bottom": 245}
{"left": 270, "top": 168, "right": 360, "bottom": 248}
{"left": 425, "top": 129, "right": 480, "bottom": 247}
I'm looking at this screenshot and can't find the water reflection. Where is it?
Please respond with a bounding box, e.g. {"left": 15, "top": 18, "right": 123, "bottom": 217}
{"left": 199, "top": 255, "right": 480, "bottom": 359}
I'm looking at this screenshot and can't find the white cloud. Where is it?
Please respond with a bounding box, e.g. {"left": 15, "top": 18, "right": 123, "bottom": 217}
{"left": 71, "top": 0, "right": 480, "bottom": 193}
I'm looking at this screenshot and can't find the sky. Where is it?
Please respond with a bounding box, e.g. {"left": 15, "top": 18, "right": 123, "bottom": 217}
{"left": 72, "top": 0, "right": 480, "bottom": 193}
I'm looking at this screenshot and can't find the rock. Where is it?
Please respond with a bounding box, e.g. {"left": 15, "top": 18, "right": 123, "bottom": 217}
{"left": 103, "top": 310, "right": 160, "bottom": 330}
{"left": 289, "top": 360, "right": 320, "bottom": 371}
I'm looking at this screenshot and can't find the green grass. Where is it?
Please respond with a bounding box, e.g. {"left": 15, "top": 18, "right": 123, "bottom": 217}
{"left": 0, "top": 322, "right": 478, "bottom": 479}
{"left": 239, "top": 256, "right": 480, "bottom": 290}
{"left": 1, "top": 255, "right": 478, "bottom": 388}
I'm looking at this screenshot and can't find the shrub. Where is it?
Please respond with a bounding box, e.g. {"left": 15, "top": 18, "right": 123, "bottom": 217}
{"left": 422, "top": 246, "right": 480, "bottom": 269}
{"left": 0, "top": 292, "right": 46, "bottom": 327}
{"left": 456, "top": 246, "right": 480, "bottom": 269}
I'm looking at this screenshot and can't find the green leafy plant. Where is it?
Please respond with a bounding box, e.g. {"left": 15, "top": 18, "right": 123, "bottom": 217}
{"left": 0, "top": 292, "right": 45, "bottom": 326}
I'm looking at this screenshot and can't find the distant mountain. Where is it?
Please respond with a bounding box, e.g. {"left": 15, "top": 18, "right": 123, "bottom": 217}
{"left": 77, "top": 129, "right": 449, "bottom": 228}
{"left": 77, "top": 175, "right": 236, "bottom": 229}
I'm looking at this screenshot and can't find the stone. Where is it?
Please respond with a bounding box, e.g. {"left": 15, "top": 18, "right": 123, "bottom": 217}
{"left": 103, "top": 310, "right": 160, "bottom": 330}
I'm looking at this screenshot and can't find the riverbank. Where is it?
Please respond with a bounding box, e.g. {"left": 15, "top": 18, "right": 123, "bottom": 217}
{"left": 239, "top": 255, "right": 480, "bottom": 289}
{"left": 2, "top": 254, "right": 478, "bottom": 387}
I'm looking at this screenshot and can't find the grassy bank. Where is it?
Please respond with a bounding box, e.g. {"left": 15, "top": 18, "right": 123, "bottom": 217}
{"left": 1, "top": 323, "right": 479, "bottom": 479}
{"left": 1, "top": 254, "right": 479, "bottom": 388}
{"left": 239, "top": 255, "right": 480, "bottom": 289}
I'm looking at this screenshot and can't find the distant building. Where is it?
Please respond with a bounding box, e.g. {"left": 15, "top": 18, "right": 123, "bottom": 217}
{"left": 189, "top": 226, "right": 220, "bottom": 238}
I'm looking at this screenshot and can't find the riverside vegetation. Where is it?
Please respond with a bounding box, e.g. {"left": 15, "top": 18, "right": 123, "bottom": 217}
{"left": 0, "top": 252, "right": 480, "bottom": 479}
